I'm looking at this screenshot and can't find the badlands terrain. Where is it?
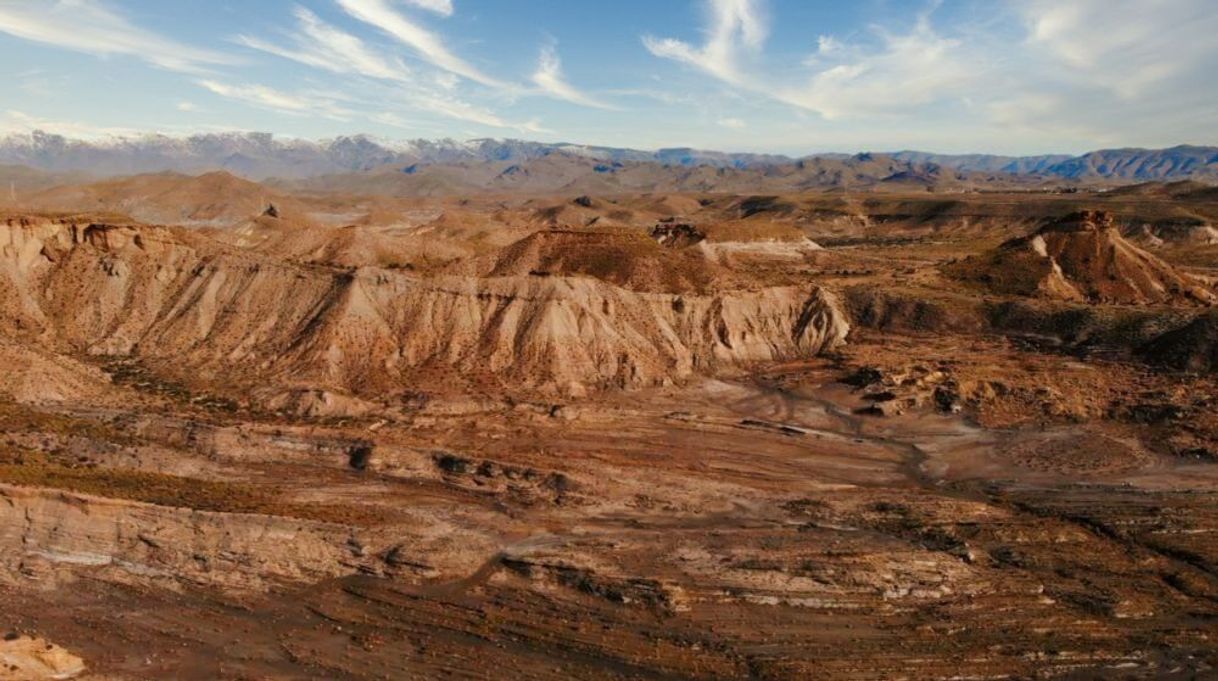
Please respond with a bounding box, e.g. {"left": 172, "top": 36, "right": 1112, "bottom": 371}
{"left": 3, "top": 158, "right": 1218, "bottom": 679}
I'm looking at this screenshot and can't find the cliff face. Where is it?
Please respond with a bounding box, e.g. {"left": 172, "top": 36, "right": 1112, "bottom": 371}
{"left": 1, "top": 217, "right": 849, "bottom": 398}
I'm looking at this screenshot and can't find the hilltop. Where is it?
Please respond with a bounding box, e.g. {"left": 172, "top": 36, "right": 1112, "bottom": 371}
{"left": 945, "top": 210, "right": 1217, "bottom": 305}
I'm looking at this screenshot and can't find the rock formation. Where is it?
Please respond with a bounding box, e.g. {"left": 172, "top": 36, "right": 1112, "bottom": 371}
{"left": 0, "top": 216, "right": 849, "bottom": 399}
{"left": 0, "top": 484, "right": 392, "bottom": 591}
{"left": 0, "top": 634, "right": 85, "bottom": 680}
{"left": 946, "top": 210, "right": 1216, "bottom": 305}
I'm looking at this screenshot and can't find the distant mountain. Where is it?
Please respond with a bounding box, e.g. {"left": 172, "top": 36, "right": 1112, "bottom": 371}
{"left": 280, "top": 151, "right": 996, "bottom": 197}
{"left": 0, "top": 131, "right": 796, "bottom": 180}
{"left": 890, "top": 151, "right": 1072, "bottom": 175}
{"left": 1040, "top": 146, "right": 1218, "bottom": 181}
{"left": 0, "top": 130, "right": 1215, "bottom": 184}
{"left": 0, "top": 164, "right": 93, "bottom": 198}
{"left": 894, "top": 146, "right": 1218, "bottom": 181}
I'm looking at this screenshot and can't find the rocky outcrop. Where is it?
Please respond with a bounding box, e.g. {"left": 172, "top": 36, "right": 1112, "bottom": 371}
{"left": 0, "top": 484, "right": 389, "bottom": 591}
{"left": 1, "top": 218, "right": 850, "bottom": 396}
{"left": 0, "top": 635, "right": 85, "bottom": 680}
{"left": 945, "top": 210, "right": 1216, "bottom": 306}
{"left": 1135, "top": 220, "right": 1218, "bottom": 247}
{"left": 650, "top": 222, "right": 706, "bottom": 248}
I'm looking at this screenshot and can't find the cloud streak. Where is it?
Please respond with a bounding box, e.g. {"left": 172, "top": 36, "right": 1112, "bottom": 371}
{"left": 782, "top": 16, "right": 976, "bottom": 119}
{"left": 1016, "top": 0, "right": 1218, "bottom": 98}
{"left": 197, "top": 79, "right": 352, "bottom": 119}
{"left": 336, "top": 0, "right": 504, "bottom": 88}
{"left": 643, "top": 0, "right": 767, "bottom": 84}
{"left": 531, "top": 45, "right": 615, "bottom": 109}
{"left": 0, "top": 109, "right": 147, "bottom": 138}
{"left": 236, "top": 7, "right": 410, "bottom": 82}
{"left": 402, "top": 0, "right": 454, "bottom": 16}
{"left": 233, "top": 5, "right": 542, "bottom": 131}
{"left": 0, "top": 0, "right": 234, "bottom": 74}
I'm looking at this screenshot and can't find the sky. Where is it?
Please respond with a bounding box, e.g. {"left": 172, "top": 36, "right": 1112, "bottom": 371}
{"left": 0, "top": 0, "right": 1215, "bottom": 155}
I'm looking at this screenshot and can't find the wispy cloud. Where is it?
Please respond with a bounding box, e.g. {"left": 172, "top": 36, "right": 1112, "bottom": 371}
{"left": 199, "top": 72, "right": 533, "bottom": 134}
{"left": 645, "top": 1, "right": 974, "bottom": 120}
{"left": 196, "top": 79, "right": 352, "bottom": 119}
{"left": 782, "top": 16, "right": 975, "bottom": 119}
{"left": 372, "top": 95, "right": 546, "bottom": 134}
{"left": 234, "top": 4, "right": 542, "bottom": 131}
{"left": 531, "top": 44, "right": 615, "bottom": 110}
{"left": 336, "top": 0, "right": 504, "bottom": 88}
{"left": 642, "top": 0, "right": 1218, "bottom": 153}
{"left": 236, "top": 7, "right": 410, "bottom": 82}
{"left": 1016, "top": 0, "right": 1218, "bottom": 99}
{"left": 643, "top": 0, "right": 767, "bottom": 84}
{"left": 0, "top": 0, "right": 234, "bottom": 74}
{"left": 0, "top": 109, "right": 146, "bottom": 138}
{"left": 402, "top": 0, "right": 454, "bottom": 16}
{"left": 406, "top": 93, "right": 509, "bottom": 128}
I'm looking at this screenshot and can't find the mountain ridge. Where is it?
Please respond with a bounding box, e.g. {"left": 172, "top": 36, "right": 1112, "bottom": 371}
{"left": 1, "top": 130, "right": 1215, "bottom": 184}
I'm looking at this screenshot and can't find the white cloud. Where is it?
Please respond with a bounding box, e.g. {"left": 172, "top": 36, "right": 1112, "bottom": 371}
{"left": 718, "top": 117, "right": 746, "bottom": 129}
{"left": 1016, "top": 0, "right": 1218, "bottom": 98}
{"left": 176, "top": 101, "right": 198, "bottom": 112}
{"left": 433, "top": 72, "right": 460, "bottom": 91}
{"left": 643, "top": 0, "right": 767, "bottom": 84}
{"left": 0, "top": 0, "right": 234, "bottom": 74}
{"left": 196, "top": 80, "right": 351, "bottom": 119}
{"left": 645, "top": 1, "right": 976, "bottom": 120}
{"left": 782, "top": 19, "right": 976, "bottom": 119}
{"left": 0, "top": 109, "right": 146, "bottom": 138}
{"left": 531, "top": 45, "right": 615, "bottom": 110}
{"left": 403, "top": 0, "right": 454, "bottom": 16}
{"left": 815, "top": 35, "right": 842, "bottom": 56}
{"left": 236, "top": 7, "right": 410, "bottom": 82}
{"left": 373, "top": 96, "right": 545, "bottom": 134}
{"left": 234, "top": 4, "right": 541, "bottom": 131}
{"left": 336, "top": 0, "right": 504, "bottom": 88}
{"left": 199, "top": 74, "right": 538, "bottom": 132}
{"left": 409, "top": 94, "right": 508, "bottom": 128}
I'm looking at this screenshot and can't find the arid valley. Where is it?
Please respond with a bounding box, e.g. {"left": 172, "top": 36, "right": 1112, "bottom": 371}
{"left": 2, "top": 141, "right": 1218, "bottom": 678}
{"left": 3, "top": 0, "right": 1218, "bottom": 678}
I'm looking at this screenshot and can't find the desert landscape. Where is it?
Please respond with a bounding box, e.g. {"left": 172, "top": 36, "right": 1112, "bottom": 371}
{"left": 3, "top": 0, "right": 1218, "bottom": 678}
{"left": 2, "top": 140, "right": 1218, "bottom": 678}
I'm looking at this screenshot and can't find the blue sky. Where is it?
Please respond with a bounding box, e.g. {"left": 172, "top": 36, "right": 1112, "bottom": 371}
{"left": 0, "top": 0, "right": 1215, "bottom": 154}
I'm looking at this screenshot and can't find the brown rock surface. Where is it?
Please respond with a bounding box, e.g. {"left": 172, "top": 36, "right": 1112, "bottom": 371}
{"left": 946, "top": 210, "right": 1217, "bottom": 304}
{"left": 0, "top": 216, "right": 848, "bottom": 398}
{"left": 0, "top": 635, "right": 85, "bottom": 680}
